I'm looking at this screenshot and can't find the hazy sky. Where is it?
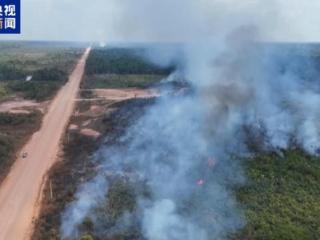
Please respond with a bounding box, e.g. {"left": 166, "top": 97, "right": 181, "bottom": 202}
{"left": 0, "top": 0, "right": 319, "bottom": 42}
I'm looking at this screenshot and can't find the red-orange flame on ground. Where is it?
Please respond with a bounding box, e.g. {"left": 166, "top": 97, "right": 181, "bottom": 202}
{"left": 197, "top": 179, "right": 205, "bottom": 186}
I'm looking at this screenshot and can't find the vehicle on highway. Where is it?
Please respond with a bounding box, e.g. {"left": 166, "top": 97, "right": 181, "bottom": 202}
{"left": 22, "top": 152, "right": 28, "bottom": 159}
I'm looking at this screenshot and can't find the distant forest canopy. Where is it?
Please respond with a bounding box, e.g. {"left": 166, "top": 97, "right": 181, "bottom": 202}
{"left": 0, "top": 43, "right": 83, "bottom": 101}
{"left": 0, "top": 44, "right": 82, "bottom": 82}
{"left": 85, "top": 48, "right": 176, "bottom": 75}
{"left": 0, "top": 65, "right": 67, "bottom": 82}
{"left": 86, "top": 44, "right": 320, "bottom": 78}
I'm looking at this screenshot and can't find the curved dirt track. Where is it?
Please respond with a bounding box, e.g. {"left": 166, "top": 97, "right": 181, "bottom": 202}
{"left": 0, "top": 48, "right": 91, "bottom": 240}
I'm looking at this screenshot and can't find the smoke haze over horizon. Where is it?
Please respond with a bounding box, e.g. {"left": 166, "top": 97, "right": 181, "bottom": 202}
{"left": 0, "top": 0, "right": 320, "bottom": 43}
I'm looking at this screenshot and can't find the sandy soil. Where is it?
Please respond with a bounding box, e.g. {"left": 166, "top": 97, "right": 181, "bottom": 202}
{"left": 80, "top": 128, "right": 101, "bottom": 139}
{"left": 0, "top": 48, "right": 91, "bottom": 240}
{"left": 0, "top": 100, "right": 39, "bottom": 112}
{"left": 93, "top": 88, "right": 159, "bottom": 100}
{"left": 69, "top": 124, "right": 79, "bottom": 131}
{"left": 8, "top": 109, "right": 31, "bottom": 114}
{"left": 0, "top": 99, "right": 50, "bottom": 114}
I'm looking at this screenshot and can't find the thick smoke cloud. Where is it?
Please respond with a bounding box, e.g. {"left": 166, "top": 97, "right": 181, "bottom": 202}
{"left": 60, "top": 1, "right": 320, "bottom": 240}
{"left": 61, "top": 176, "right": 108, "bottom": 237}
{"left": 2, "top": 0, "right": 320, "bottom": 42}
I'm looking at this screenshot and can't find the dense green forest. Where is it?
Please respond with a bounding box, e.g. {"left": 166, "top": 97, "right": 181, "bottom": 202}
{"left": 82, "top": 74, "right": 165, "bottom": 89}
{"left": 82, "top": 48, "right": 174, "bottom": 89}
{"left": 0, "top": 44, "right": 83, "bottom": 101}
{"left": 85, "top": 48, "right": 173, "bottom": 75}
{"left": 236, "top": 150, "right": 320, "bottom": 240}
{"left": 0, "top": 111, "right": 42, "bottom": 180}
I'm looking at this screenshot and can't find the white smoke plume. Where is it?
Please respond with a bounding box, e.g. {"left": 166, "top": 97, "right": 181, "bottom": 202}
{"left": 60, "top": 176, "right": 108, "bottom": 238}
{"left": 60, "top": 1, "right": 320, "bottom": 240}
{"left": 3, "top": 0, "right": 320, "bottom": 42}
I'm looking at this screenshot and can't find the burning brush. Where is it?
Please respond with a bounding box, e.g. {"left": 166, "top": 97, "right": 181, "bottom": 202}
{"left": 196, "top": 157, "right": 218, "bottom": 187}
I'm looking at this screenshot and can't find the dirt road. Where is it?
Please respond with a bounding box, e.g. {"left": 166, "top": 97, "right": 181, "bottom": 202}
{"left": 0, "top": 48, "right": 91, "bottom": 240}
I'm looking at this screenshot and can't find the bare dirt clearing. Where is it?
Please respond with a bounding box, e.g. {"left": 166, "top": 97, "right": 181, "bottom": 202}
{"left": 0, "top": 48, "right": 91, "bottom": 240}
{"left": 0, "top": 99, "right": 39, "bottom": 112}
{"left": 79, "top": 87, "right": 159, "bottom": 101}
{"left": 94, "top": 88, "right": 159, "bottom": 100}
{"left": 0, "top": 99, "right": 50, "bottom": 115}
{"left": 80, "top": 128, "right": 101, "bottom": 139}
{"left": 70, "top": 88, "right": 158, "bottom": 141}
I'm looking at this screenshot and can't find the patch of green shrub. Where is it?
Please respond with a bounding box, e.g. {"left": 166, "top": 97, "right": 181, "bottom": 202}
{"left": 86, "top": 48, "right": 173, "bottom": 75}
{"left": 32, "top": 67, "right": 67, "bottom": 82}
{"left": 80, "top": 234, "right": 94, "bottom": 240}
{"left": 106, "top": 180, "right": 136, "bottom": 219}
{"left": 82, "top": 74, "right": 164, "bottom": 89}
{"left": 236, "top": 150, "right": 320, "bottom": 240}
{"left": 7, "top": 81, "right": 61, "bottom": 101}
{"left": 0, "top": 64, "right": 26, "bottom": 80}
{"left": 0, "top": 112, "right": 39, "bottom": 125}
{"left": 0, "top": 85, "right": 8, "bottom": 100}
{"left": 0, "top": 134, "right": 14, "bottom": 167}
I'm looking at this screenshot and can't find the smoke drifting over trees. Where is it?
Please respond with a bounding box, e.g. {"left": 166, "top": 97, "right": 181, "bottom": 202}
{"left": 60, "top": 1, "right": 320, "bottom": 239}
{"left": 4, "top": 0, "right": 320, "bottom": 42}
